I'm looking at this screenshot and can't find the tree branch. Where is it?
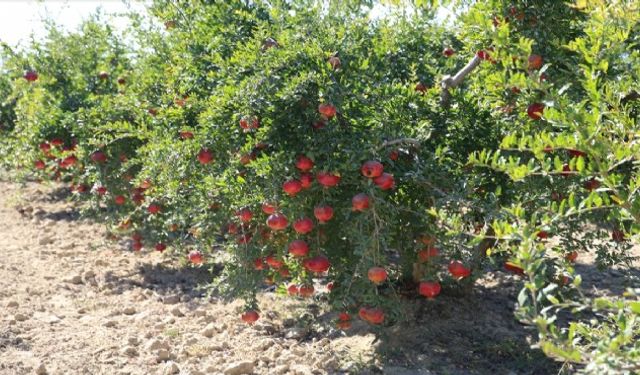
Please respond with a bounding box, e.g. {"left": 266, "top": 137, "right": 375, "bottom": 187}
{"left": 377, "top": 137, "right": 421, "bottom": 150}
{"left": 441, "top": 54, "right": 482, "bottom": 108}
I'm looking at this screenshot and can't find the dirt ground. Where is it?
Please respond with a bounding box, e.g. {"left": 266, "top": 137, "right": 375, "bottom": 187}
{"left": 1, "top": 179, "right": 637, "bottom": 375}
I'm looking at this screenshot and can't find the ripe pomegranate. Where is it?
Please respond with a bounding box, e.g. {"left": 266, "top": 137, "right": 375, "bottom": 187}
{"left": 295, "top": 155, "right": 314, "bottom": 171}
{"left": 132, "top": 241, "right": 143, "bottom": 251}
{"left": 299, "top": 285, "right": 315, "bottom": 298}
{"left": 188, "top": 250, "right": 204, "bottom": 264}
{"left": 283, "top": 179, "right": 303, "bottom": 196}
{"left": 352, "top": 193, "right": 370, "bottom": 211}
{"left": 417, "top": 247, "right": 440, "bottom": 262}
{"left": 90, "top": 150, "right": 107, "bottom": 163}
{"left": 504, "top": 262, "right": 524, "bottom": 275}
{"left": 179, "top": 131, "right": 194, "bottom": 139}
{"left": 117, "top": 77, "right": 126, "bottom": 85}
{"left": 418, "top": 281, "right": 441, "bottom": 299}
{"left": 338, "top": 312, "right": 351, "bottom": 322}
{"left": 265, "top": 255, "right": 284, "bottom": 269}
{"left": 568, "top": 149, "right": 587, "bottom": 157}
{"left": 448, "top": 260, "right": 471, "bottom": 279}
{"left": 415, "top": 82, "right": 427, "bottom": 93}
{"left": 527, "top": 103, "right": 544, "bottom": 120}
{"left": 148, "top": 108, "right": 158, "bottom": 116}
{"left": 236, "top": 207, "right": 253, "bottom": 222}
{"left": 98, "top": 71, "right": 109, "bottom": 80}
{"left": 476, "top": 50, "right": 491, "bottom": 60}
{"left": 254, "top": 258, "right": 266, "bottom": 270}
{"left": 147, "top": 204, "right": 161, "bottom": 214}
{"left": 39, "top": 142, "right": 51, "bottom": 152}
{"left": 34, "top": 160, "right": 45, "bottom": 170}
{"left": 328, "top": 56, "right": 341, "bottom": 69}
{"left": 565, "top": 251, "right": 578, "bottom": 263}
{"left": 24, "top": 70, "right": 38, "bottom": 82}
{"left": 373, "top": 173, "right": 395, "bottom": 190}
{"left": 318, "top": 103, "right": 337, "bottom": 119}
{"left": 197, "top": 148, "right": 214, "bottom": 165}
{"left": 367, "top": 267, "right": 388, "bottom": 284}
{"left": 95, "top": 186, "right": 107, "bottom": 196}
{"left": 50, "top": 138, "right": 64, "bottom": 147}
{"left": 261, "top": 202, "right": 276, "bottom": 214}
{"left": 288, "top": 240, "right": 309, "bottom": 257}
{"left": 314, "top": 205, "right": 334, "bottom": 223}
{"left": 279, "top": 267, "right": 290, "bottom": 277}
{"left": 287, "top": 284, "right": 299, "bottom": 296}
{"left": 612, "top": 229, "right": 626, "bottom": 242}
{"left": 303, "top": 255, "right": 330, "bottom": 273}
{"left": 61, "top": 155, "right": 78, "bottom": 168}
{"left": 114, "top": 195, "right": 126, "bottom": 205}
{"left": 584, "top": 178, "right": 600, "bottom": 191}
{"left": 155, "top": 243, "right": 167, "bottom": 252}
{"left": 361, "top": 160, "right": 384, "bottom": 178}
{"left": 326, "top": 281, "right": 335, "bottom": 292}
{"left": 241, "top": 310, "right": 259, "bottom": 324}
{"left": 293, "top": 217, "right": 314, "bottom": 234}
{"left": 299, "top": 172, "right": 314, "bottom": 188}
{"left": 528, "top": 54, "right": 543, "bottom": 70}
{"left": 237, "top": 233, "right": 252, "bottom": 244}
{"left": 337, "top": 320, "right": 352, "bottom": 330}
{"left": 561, "top": 164, "right": 572, "bottom": 177}
{"left": 316, "top": 172, "right": 340, "bottom": 187}
{"left": 537, "top": 231, "right": 549, "bottom": 239}
{"left": 358, "top": 307, "right": 384, "bottom": 325}
{"left": 389, "top": 149, "right": 399, "bottom": 161}
{"left": 443, "top": 47, "right": 455, "bottom": 57}
{"left": 266, "top": 213, "right": 288, "bottom": 230}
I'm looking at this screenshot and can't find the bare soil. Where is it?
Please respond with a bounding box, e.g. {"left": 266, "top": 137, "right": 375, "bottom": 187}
{"left": 1, "top": 179, "right": 637, "bottom": 375}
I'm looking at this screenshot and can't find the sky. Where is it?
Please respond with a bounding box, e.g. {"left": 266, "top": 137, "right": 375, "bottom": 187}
{"left": 0, "top": 1, "right": 454, "bottom": 49}
{"left": 0, "top": 0, "right": 147, "bottom": 48}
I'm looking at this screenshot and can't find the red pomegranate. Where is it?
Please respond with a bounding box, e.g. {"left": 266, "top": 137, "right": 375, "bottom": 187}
{"left": 90, "top": 150, "right": 107, "bottom": 163}
{"left": 283, "top": 179, "right": 303, "bottom": 196}
{"left": 418, "top": 281, "right": 441, "bottom": 299}
{"left": 241, "top": 310, "right": 259, "bottom": 324}
{"left": 358, "top": 307, "right": 384, "bottom": 325}
{"left": 262, "top": 202, "right": 276, "bottom": 214}
{"left": 197, "top": 148, "right": 214, "bottom": 164}
{"left": 361, "top": 160, "right": 384, "bottom": 178}
{"left": 448, "top": 260, "right": 471, "bottom": 279}
{"left": 527, "top": 103, "right": 544, "bottom": 120}
{"left": 417, "top": 247, "right": 440, "bottom": 262}
{"left": 373, "top": 173, "right": 395, "bottom": 190}
{"left": 266, "top": 213, "right": 288, "bottom": 230}
{"left": 352, "top": 193, "right": 370, "bottom": 211}
{"left": 299, "top": 172, "right": 314, "bottom": 188}
{"left": 288, "top": 240, "right": 309, "bottom": 257}
{"left": 293, "top": 217, "right": 314, "bottom": 234}
{"left": 295, "top": 155, "right": 314, "bottom": 171}
{"left": 317, "top": 172, "right": 340, "bottom": 187}
{"left": 318, "top": 103, "right": 337, "bottom": 118}
{"left": 188, "top": 250, "right": 204, "bottom": 264}
{"left": 314, "top": 205, "right": 334, "bottom": 223}
{"left": 367, "top": 267, "right": 388, "bottom": 284}
{"left": 236, "top": 207, "right": 253, "bottom": 222}
{"left": 299, "top": 284, "right": 315, "bottom": 298}
{"left": 303, "top": 255, "right": 330, "bottom": 273}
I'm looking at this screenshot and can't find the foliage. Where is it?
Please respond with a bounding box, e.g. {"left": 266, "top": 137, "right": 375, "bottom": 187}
{"left": 0, "top": 0, "right": 638, "bottom": 372}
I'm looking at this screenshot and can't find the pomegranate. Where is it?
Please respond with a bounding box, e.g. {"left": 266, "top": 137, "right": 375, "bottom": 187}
{"left": 293, "top": 217, "right": 314, "bottom": 234}
{"left": 448, "top": 260, "right": 471, "bottom": 279}
{"left": 266, "top": 213, "right": 288, "bottom": 230}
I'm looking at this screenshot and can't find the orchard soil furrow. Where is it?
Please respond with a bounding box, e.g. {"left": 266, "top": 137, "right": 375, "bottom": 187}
{"left": 1, "top": 180, "right": 637, "bottom": 375}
